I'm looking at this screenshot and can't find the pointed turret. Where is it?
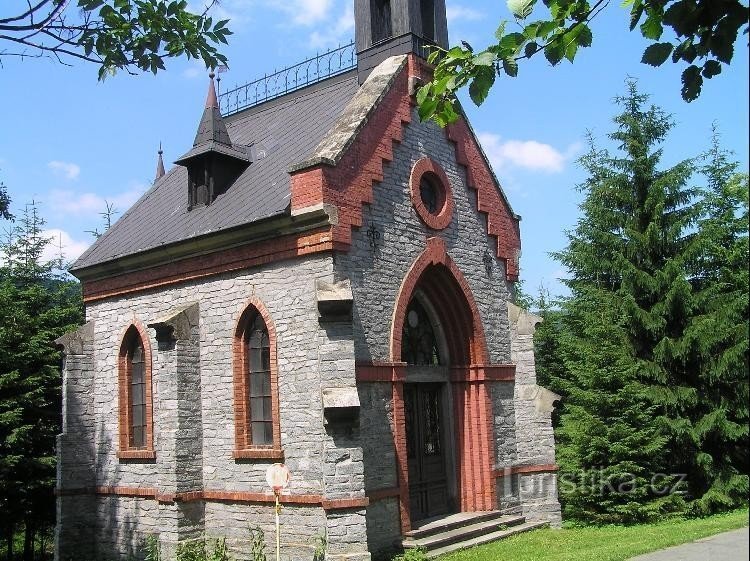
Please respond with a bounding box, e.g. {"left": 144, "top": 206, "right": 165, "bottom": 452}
{"left": 155, "top": 143, "right": 166, "bottom": 181}
{"left": 175, "top": 72, "right": 250, "bottom": 209}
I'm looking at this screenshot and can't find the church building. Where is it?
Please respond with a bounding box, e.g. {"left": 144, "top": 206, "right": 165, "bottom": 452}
{"left": 55, "top": 1, "right": 561, "bottom": 559}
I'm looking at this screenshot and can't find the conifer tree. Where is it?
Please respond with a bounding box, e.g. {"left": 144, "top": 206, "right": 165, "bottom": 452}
{"left": 553, "top": 81, "right": 700, "bottom": 523}
{"left": 0, "top": 202, "right": 82, "bottom": 560}
{"left": 682, "top": 131, "right": 749, "bottom": 514}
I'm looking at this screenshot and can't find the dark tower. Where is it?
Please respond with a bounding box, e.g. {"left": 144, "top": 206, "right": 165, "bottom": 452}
{"left": 355, "top": 0, "right": 448, "bottom": 82}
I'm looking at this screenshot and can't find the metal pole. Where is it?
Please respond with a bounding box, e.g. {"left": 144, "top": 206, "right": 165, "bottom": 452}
{"left": 275, "top": 491, "right": 281, "bottom": 561}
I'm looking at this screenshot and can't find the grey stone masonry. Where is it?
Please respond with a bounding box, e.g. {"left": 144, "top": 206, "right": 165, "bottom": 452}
{"left": 508, "top": 302, "right": 562, "bottom": 526}
{"left": 55, "top": 321, "right": 97, "bottom": 560}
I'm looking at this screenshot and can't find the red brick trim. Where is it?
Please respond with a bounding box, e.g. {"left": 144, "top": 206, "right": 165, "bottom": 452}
{"left": 321, "top": 497, "right": 370, "bottom": 510}
{"left": 390, "top": 237, "right": 489, "bottom": 364}
{"left": 56, "top": 487, "right": 368, "bottom": 510}
{"left": 81, "top": 229, "right": 334, "bottom": 303}
{"left": 355, "top": 361, "right": 407, "bottom": 382}
{"left": 445, "top": 119, "right": 521, "bottom": 281}
{"left": 366, "top": 487, "right": 401, "bottom": 503}
{"left": 117, "top": 321, "right": 155, "bottom": 461}
{"left": 387, "top": 237, "right": 498, "bottom": 529}
{"left": 449, "top": 364, "right": 516, "bottom": 383}
{"left": 232, "top": 297, "right": 283, "bottom": 456}
{"left": 494, "top": 464, "right": 559, "bottom": 478}
{"left": 409, "top": 157, "right": 454, "bottom": 230}
{"left": 289, "top": 57, "right": 433, "bottom": 248}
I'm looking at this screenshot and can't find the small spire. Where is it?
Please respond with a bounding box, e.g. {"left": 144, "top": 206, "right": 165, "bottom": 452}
{"left": 205, "top": 70, "right": 218, "bottom": 109}
{"left": 155, "top": 143, "right": 165, "bottom": 181}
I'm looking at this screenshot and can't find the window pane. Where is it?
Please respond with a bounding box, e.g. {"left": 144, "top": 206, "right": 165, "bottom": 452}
{"left": 250, "top": 371, "right": 265, "bottom": 396}
{"left": 250, "top": 397, "right": 265, "bottom": 422}
{"left": 132, "top": 404, "right": 145, "bottom": 427}
{"left": 133, "top": 426, "right": 145, "bottom": 448}
{"left": 132, "top": 344, "right": 144, "bottom": 363}
{"left": 131, "top": 363, "right": 144, "bottom": 385}
{"left": 252, "top": 421, "right": 271, "bottom": 445}
{"left": 263, "top": 397, "right": 272, "bottom": 421}
{"left": 261, "top": 347, "right": 271, "bottom": 371}
{"left": 250, "top": 347, "right": 263, "bottom": 372}
{"left": 132, "top": 382, "right": 145, "bottom": 406}
{"left": 264, "top": 422, "right": 274, "bottom": 445}
{"left": 262, "top": 371, "right": 271, "bottom": 396}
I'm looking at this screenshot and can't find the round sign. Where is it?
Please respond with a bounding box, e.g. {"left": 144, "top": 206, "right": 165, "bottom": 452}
{"left": 266, "top": 463, "right": 291, "bottom": 492}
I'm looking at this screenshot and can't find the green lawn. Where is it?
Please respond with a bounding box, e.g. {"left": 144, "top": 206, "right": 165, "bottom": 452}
{"left": 438, "top": 509, "right": 749, "bottom": 561}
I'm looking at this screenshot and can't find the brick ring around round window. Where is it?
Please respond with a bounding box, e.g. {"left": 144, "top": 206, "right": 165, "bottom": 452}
{"left": 409, "top": 157, "right": 454, "bottom": 230}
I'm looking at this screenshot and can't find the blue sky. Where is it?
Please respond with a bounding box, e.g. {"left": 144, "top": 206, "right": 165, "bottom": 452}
{"left": 0, "top": 0, "right": 747, "bottom": 297}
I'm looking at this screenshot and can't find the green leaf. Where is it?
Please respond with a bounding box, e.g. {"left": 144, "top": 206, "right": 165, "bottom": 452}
{"left": 495, "top": 21, "right": 507, "bottom": 41}
{"left": 544, "top": 40, "right": 564, "bottom": 66}
{"left": 640, "top": 13, "right": 663, "bottom": 41}
{"left": 578, "top": 25, "right": 593, "bottom": 48}
{"left": 502, "top": 57, "right": 519, "bottom": 77}
{"left": 681, "top": 65, "right": 703, "bottom": 102}
{"left": 701, "top": 60, "right": 722, "bottom": 78}
{"left": 418, "top": 97, "right": 439, "bottom": 122}
{"left": 473, "top": 51, "right": 496, "bottom": 67}
{"left": 524, "top": 41, "right": 539, "bottom": 58}
{"left": 468, "top": 68, "right": 495, "bottom": 106}
{"left": 416, "top": 84, "right": 430, "bottom": 105}
{"left": 641, "top": 42, "right": 673, "bottom": 67}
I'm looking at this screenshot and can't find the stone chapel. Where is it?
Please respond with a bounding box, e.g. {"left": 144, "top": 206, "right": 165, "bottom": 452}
{"left": 55, "top": 1, "right": 561, "bottom": 559}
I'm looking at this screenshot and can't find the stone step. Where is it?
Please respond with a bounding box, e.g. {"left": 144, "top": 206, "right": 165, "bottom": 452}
{"left": 423, "top": 520, "right": 550, "bottom": 558}
{"left": 402, "top": 514, "right": 529, "bottom": 551}
{"left": 403, "top": 512, "right": 525, "bottom": 540}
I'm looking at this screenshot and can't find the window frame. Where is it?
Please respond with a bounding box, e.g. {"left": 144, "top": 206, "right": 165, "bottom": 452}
{"left": 232, "top": 298, "right": 283, "bottom": 460}
{"left": 409, "top": 157, "right": 454, "bottom": 230}
{"left": 117, "top": 323, "right": 155, "bottom": 460}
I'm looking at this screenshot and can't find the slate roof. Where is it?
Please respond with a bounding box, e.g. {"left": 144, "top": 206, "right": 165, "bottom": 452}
{"left": 71, "top": 70, "right": 360, "bottom": 272}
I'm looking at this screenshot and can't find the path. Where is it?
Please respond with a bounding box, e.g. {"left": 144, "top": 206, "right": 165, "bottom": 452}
{"left": 628, "top": 528, "right": 748, "bottom": 561}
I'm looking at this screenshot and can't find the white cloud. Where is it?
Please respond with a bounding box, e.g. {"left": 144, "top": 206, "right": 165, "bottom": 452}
{"left": 47, "top": 185, "right": 146, "bottom": 216}
{"left": 48, "top": 160, "right": 81, "bottom": 180}
{"left": 446, "top": 4, "right": 483, "bottom": 24}
{"left": 308, "top": 3, "right": 354, "bottom": 49}
{"left": 40, "top": 229, "right": 91, "bottom": 264}
{"left": 478, "top": 132, "right": 579, "bottom": 174}
{"left": 201, "top": 0, "right": 333, "bottom": 28}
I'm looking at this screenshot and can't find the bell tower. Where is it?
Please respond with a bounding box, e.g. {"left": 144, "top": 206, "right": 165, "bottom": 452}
{"left": 355, "top": 0, "right": 448, "bottom": 82}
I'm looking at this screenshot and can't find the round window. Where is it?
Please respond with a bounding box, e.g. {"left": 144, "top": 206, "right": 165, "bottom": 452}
{"left": 410, "top": 158, "right": 454, "bottom": 230}
{"left": 420, "top": 175, "right": 442, "bottom": 215}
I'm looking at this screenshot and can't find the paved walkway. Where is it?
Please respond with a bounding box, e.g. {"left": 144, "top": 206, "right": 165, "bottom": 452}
{"left": 628, "top": 528, "right": 748, "bottom": 561}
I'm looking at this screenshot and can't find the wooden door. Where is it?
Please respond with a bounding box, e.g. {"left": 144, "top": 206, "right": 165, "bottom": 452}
{"left": 405, "top": 383, "right": 451, "bottom": 522}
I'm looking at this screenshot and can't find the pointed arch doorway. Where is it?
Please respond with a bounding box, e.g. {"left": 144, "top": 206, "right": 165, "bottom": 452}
{"left": 391, "top": 238, "right": 496, "bottom": 530}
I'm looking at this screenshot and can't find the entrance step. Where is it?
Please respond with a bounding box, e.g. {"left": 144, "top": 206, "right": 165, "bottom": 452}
{"left": 402, "top": 511, "right": 548, "bottom": 558}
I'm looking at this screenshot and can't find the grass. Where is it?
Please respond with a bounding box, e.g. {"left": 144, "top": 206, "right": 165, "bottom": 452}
{"left": 438, "top": 509, "right": 749, "bottom": 561}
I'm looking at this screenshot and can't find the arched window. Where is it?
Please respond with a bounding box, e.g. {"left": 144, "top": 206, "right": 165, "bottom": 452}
{"left": 401, "top": 298, "right": 442, "bottom": 365}
{"left": 118, "top": 324, "right": 155, "bottom": 459}
{"left": 233, "top": 300, "right": 283, "bottom": 459}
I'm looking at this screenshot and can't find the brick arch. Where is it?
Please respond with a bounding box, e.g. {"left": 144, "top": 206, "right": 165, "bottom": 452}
{"left": 117, "top": 319, "right": 155, "bottom": 459}
{"left": 390, "top": 237, "right": 488, "bottom": 365}
{"left": 232, "top": 296, "right": 283, "bottom": 459}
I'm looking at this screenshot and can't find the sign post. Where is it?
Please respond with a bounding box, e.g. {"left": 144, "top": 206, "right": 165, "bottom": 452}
{"left": 266, "top": 463, "right": 291, "bottom": 561}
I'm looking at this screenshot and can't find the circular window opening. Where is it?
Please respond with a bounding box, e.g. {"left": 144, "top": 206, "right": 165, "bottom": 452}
{"left": 419, "top": 173, "right": 445, "bottom": 216}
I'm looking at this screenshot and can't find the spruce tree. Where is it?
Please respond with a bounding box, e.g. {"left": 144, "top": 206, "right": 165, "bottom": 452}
{"left": 0, "top": 202, "right": 82, "bottom": 560}
{"left": 682, "top": 131, "right": 749, "bottom": 514}
{"left": 553, "top": 81, "right": 700, "bottom": 523}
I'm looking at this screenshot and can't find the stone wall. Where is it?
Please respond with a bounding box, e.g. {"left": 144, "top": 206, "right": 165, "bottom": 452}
{"left": 56, "top": 254, "right": 375, "bottom": 559}
{"left": 507, "top": 302, "right": 562, "bottom": 526}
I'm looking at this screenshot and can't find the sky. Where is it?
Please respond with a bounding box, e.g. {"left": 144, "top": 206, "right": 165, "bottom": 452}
{"left": 0, "top": 0, "right": 748, "bottom": 298}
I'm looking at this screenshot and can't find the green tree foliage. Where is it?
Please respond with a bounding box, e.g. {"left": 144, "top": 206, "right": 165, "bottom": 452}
{"left": 417, "top": 0, "right": 749, "bottom": 125}
{"left": 537, "top": 82, "right": 749, "bottom": 523}
{"left": 0, "top": 1, "right": 231, "bottom": 79}
{"left": 0, "top": 202, "right": 82, "bottom": 560}
{"left": 681, "top": 131, "right": 749, "bottom": 515}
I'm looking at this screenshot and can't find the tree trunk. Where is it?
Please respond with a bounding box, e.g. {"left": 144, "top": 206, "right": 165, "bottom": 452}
{"left": 22, "top": 520, "right": 33, "bottom": 561}
{"left": 5, "top": 523, "right": 13, "bottom": 561}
